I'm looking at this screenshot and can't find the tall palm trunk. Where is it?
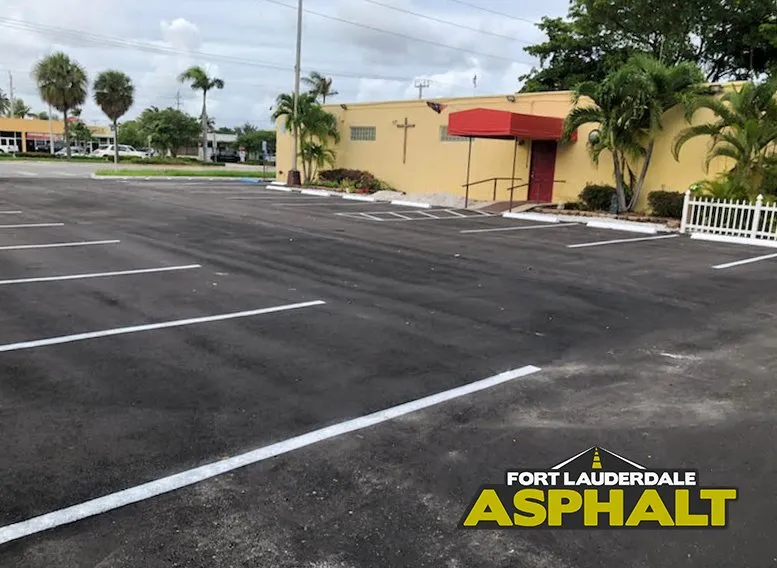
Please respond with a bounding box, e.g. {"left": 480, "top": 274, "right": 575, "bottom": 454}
{"left": 113, "top": 119, "right": 119, "bottom": 165}
{"left": 201, "top": 90, "right": 208, "bottom": 161}
{"left": 628, "top": 140, "right": 655, "bottom": 211}
{"left": 612, "top": 152, "right": 628, "bottom": 211}
{"left": 63, "top": 109, "right": 71, "bottom": 161}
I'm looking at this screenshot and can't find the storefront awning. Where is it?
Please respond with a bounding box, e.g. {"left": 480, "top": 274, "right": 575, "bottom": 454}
{"left": 447, "top": 108, "right": 576, "bottom": 141}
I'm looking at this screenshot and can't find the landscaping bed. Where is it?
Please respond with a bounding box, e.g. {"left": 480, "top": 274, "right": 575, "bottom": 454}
{"left": 536, "top": 206, "right": 681, "bottom": 228}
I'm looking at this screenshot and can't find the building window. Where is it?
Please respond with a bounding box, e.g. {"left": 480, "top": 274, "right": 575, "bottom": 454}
{"left": 440, "top": 126, "right": 468, "bottom": 142}
{"left": 350, "top": 126, "right": 376, "bottom": 141}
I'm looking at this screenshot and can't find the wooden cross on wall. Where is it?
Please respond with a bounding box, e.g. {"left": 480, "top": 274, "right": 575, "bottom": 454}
{"left": 396, "top": 117, "right": 415, "bottom": 164}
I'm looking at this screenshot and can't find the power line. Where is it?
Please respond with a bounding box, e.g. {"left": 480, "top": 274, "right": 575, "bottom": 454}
{"left": 260, "top": 0, "right": 530, "bottom": 65}
{"left": 0, "top": 18, "right": 469, "bottom": 88}
{"left": 359, "top": 0, "right": 530, "bottom": 43}
{"left": 445, "top": 0, "right": 538, "bottom": 25}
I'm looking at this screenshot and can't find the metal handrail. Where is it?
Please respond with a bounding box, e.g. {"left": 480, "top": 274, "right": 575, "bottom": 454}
{"left": 507, "top": 179, "right": 568, "bottom": 211}
{"left": 461, "top": 176, "right": 522, "bottom": 188}
{"left": 463, "top": 176, "right": 524, "bottom": 206}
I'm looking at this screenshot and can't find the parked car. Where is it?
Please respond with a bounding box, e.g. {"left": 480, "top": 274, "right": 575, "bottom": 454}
{"left": 91, "top": 144, "right": 146, "bottom": 158}
{"left": 55, "top": 146, "right": 88, "bottom": 157}
{"left": 0, "top": 142, "right": 19, "bottom": 154}
{"left": 215, "top": 148, "right": 240, "bottom": 163}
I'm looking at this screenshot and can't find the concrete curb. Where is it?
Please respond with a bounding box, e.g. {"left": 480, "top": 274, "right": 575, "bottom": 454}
{"left": 390, "top": 200, "right": 433, "bottom": 209}
{"left": 342, "top": 194, "right": 377, "bottom": 202}
{"left": 300, "top": 188, "right": 333, "bottom": 197}
{"left": 503, "top": 212, "right": 559, "bottom": 223}
{"left": 690, "top": 233, "right": 777, "bottom": 249}
{"left": 586, "top": 220, "right": 658, "bottom": 235}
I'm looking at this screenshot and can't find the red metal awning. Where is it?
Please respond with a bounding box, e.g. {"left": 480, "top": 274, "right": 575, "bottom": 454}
{"left": 447, "top": 108, "right": 576, "bottom": 141}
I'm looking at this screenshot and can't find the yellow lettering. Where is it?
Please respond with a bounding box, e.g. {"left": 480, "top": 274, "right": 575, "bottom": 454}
{"left": 462, "top": 489, "right": 513, "bottom": 527}
{"left": 700, "top": 489, "right": 737, "bottom": 527}
{"left": 674, "top": 490, "right": 709, "bottom": 527}
{"left": 626, "top": 490, "right": 674, "bottom": 527}
{"left": 583, "top": 489, "right": 624, "bottom": 527}
{"left": 547, "top": 489, "right": 583, "bottom": 526}
{"left": 513, "top": 488, "right": 547, "bottom": 527}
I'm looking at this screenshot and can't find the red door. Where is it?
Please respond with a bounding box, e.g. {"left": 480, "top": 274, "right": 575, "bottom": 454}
{"left": 528, "top": 141, "right": 558, "bottom": 202}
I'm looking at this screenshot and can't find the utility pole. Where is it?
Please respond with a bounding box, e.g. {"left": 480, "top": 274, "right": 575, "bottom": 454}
{"left": 287, "top": 0, "right": 304, "bottom": 186}
{"left": 8, "top": 71, "right": 14, "bottom": 118}
{"left": 414, "top": 79, "right": 430, "bottom": 100}
{"left": 175, "top": 89, "right": 181, "bottom": 111}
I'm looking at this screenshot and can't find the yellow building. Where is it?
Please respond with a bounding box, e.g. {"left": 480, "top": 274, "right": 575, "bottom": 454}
{"left": 0, "top": 117, "right": 112, "bottom": 152}
{"left": 275, "top": 86, "right": 734, "bottom": 211}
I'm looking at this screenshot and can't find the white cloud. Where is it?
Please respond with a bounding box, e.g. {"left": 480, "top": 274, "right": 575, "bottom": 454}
{"left": 0, "top": 0, "right": 569, "bottom": 128}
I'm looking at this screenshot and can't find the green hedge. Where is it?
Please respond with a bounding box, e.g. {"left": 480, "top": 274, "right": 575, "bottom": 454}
{"left": 648, "top": 190, "right": 684, "bottom": 218}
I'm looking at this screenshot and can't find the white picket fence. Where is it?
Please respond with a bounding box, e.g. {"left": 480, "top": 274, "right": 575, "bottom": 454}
{"left": 680, "top": 191, "right": 777, "bottom": 247}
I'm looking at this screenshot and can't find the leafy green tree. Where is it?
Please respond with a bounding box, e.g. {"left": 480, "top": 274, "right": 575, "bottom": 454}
{"left": 563, "top": 56, "right": 705, "bottom": 211}
{"left": 673, "top": 80, "right": 777, "bottom": 199}
{"left": 177, "top": 66, "right": 224, "bottom": 160}
{"left": 216, "top": 126, "right": 235, "bottom": 134}
{"left": 32, "top": 52, "right": 88, "bottom": 160}
{"left": 0, "top": 88, "right": 8, "bottom": 116}
{"left": 34, "top": 111, "right": 49, "bottom": 120}
{"left": 70, "top": 121, "right": 93, "bottom": 146}
{"left": 273, "top": 92, "right": 339, "bottom": 183}
{"left": 302, "top": 71, "right": 338, "bottom": 104}
{"left": 93, "top": 70, "right": 135, "bottom": 164}
{"left": 236, "top": 129, "right": 276, "bottom": 158}
{"left": 521, "top": 0, "right": 777, "bottom": 92}
{"left": 235, "top": 122, "right": 257, "bottom": 137}
{"left": 138, "top": 106, "right": 201, "bottom": 157}
{"left": 117, "top": 119, "right": 147, "bottom": 148}
{"left": 11, "top": 98, "right": 32, "bottom": 118}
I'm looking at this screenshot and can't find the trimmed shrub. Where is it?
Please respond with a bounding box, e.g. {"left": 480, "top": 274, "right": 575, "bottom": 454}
{"left": 648, "top": 190, "right": 685, "bottom": 218}
{"left": 318, "top": 168, "right": 392, "bottom": 192}
{"left": 579, "top": 184, "right": 618, "bottom": 211}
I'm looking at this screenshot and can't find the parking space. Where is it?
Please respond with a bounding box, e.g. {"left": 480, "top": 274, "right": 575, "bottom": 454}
{"left": 0, "top": 177, "right": 775, "bottom": 567}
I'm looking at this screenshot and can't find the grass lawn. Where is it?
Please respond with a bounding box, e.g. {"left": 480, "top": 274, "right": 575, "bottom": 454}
{"left": 95, "top": 169, "right": 275, "bottom": 178}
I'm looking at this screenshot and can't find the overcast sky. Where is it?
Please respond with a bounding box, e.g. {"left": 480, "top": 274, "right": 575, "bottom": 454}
{"left": 0, "top": 0, "right": 569, "bottom": 129}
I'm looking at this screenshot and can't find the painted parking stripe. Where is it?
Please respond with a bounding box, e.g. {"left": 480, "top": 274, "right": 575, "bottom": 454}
{"left": 713, "top": 252, "right": 777, "bottom": 270}
{"left": 462, "top": 223, "right": 579, "bottom": 234}
{"left": 0, "top": 211, "right": 22, "bottom": 215}
{"left": 227, "top": 195, "right": 327, "bottom": 200}
{"left": 0, "top": 240, "right": 120, "bottom": 251}
{"left": 0, "top": 223, "right": 64, "bottom": 229}
{"left": 0, "top": 364, "right": 540, "bottom": 545}
{"left": 567, "top": 234, "right": 679, "bottom": 249}
{"left": 0, "top": 300, "right": 325, "bottom": 354}
{"left": 0, "top": 264, "right": 202, "bottom": 286}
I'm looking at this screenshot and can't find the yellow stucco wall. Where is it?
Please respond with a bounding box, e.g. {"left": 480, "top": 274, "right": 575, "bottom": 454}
{"left": 278, "top": 87, "right": 734, "bottom": 211}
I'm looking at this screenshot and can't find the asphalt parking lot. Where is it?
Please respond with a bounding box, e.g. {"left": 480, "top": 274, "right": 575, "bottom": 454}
{"left": 0, "top": 178, "right": 775, "bottom": 567}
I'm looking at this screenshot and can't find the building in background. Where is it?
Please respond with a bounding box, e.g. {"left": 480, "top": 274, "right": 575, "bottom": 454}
{"left": 275, "top": 87, "right": 734, "bottom": 210}
{"left": 0, "top": 117, "right": 113, "bottom": 152}
{"left": 177, "top": 132, "right": 237, "bottom": 159}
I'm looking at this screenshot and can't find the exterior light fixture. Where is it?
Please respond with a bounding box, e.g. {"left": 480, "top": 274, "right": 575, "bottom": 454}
{"left": 588, "top": 129, "right": 601, "bottom": 144}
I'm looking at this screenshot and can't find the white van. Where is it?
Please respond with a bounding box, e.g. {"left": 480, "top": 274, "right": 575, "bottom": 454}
{"left": 0, "top": 139, "right": 19, "bottom": 154}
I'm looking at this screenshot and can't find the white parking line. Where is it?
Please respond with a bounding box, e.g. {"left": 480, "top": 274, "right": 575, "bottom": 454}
{"left": 0, "top": 300, "right": 325, "bottom": 354}
{"left": 567, "top": 234, "right": 679, "bottom": 249}
{"left": 713, "top": 252, "right": 777, "bottom": 270}
{"left": 273, "top": 202, "right": 375, "bottom": 207}
{"left": 0, "top": 211, "right": 22, "bottom": 215}
{"left": 462, "top": 223, "right": 580, "bottom": 234}
{"left": 0, "top": 223, "right": 64, "bottom": 229}
{"left": 0, "top": 264, "right": 202, "bottom": 286}
{"left": 0, "top": 364, "right": 539, "bottom": 545}
{"left": 0, "top": 240, "right": 120, "bottom": 251}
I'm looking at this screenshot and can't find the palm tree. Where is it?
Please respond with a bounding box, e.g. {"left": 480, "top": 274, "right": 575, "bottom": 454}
{"left": 11, "top": 98, "right": 32, "bottom": 118}
{"left": 32, "top": 52, "right": 88, "bottom": 160}
{"left": 673, "top": 79, "right": 777, "bottom": 200}
{"left": 0, "top": 89, "right": 9, "bottom": 116}
{"left": 302, "top": 71, "right": 338, "bottom": 104}
{"left": 273, "top": 92, "right": 340, "bottom": 183}
{"left": 178, "top": 66, "right": 224, "bottom": 161}
{"left": 301, "top": 140, "right": 336, "bottom": 180}
{"left": 563, "top": 55, "right": 705, "bottom": 211}
{"left": 93, "top": 70, "right": 135, "bottom": 164}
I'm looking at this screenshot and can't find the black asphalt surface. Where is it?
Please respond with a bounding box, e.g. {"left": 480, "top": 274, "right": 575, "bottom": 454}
{"left": 0, "top": 178, "right": 775, "bottom": 567}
